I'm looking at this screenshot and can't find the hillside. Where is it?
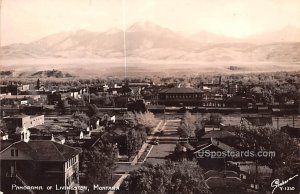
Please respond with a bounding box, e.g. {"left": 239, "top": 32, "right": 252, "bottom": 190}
{"left": 1, "top": 22, "right": 300, "bottom": 63}
{"left": 30, "top": 70, "right": 73, "bottom": 78}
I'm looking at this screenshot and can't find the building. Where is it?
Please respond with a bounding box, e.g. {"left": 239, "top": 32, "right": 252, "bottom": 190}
{"left": 158, "top": 87, "right": 203, "bottom": 106}
{"left": 227, "top": 83, "right": 257, "bottom": 96}
{"left": 194, "top": 138, "right": 238, "bottom": 170}
{"left": 47, "top": 93, "right": 67, "bottom": 105}
{"left": 200, "top": 76, "right": 222, "bottom": 89}
{"left": 0, "top": 84, "right": 30, "bottom": 95}
{"left": 202, "top": 93, "right": 225, "bottom": 107}
{"left": 0, "top": 94, "right": 41, "bottom": 101}
{"left": 128, "top": 82, "right": 151, "bottom": 87}
{"left": 0, "top": 137, "right": 81, "bottom": 194}
{"left": 0, "top": 84, "right": 18, "bottom": 95}
{"left": 3, "top": 115, "right": 45, "bottom": 132}
{"left": 18, "top": 85, "right": 30, "bottom": 92}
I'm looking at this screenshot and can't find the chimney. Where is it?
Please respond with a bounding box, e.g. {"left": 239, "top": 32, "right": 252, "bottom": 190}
{"left": 21, "top": 127, "right": 30, "bottom": 143}
{"left": 219, "top": 76, "right": 222, "bottom": 86}
{"left": 51, "top": 134, "right": 55, "bottom": 142}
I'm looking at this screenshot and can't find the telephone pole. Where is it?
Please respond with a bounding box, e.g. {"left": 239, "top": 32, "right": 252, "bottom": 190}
{"left": 122, "top": 0, "right": 127, "bottom": 78}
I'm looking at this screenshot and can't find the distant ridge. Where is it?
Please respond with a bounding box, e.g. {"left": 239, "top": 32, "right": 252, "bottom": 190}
{"left": 30, "top": 70, "right": 73, "bottom": 78}
{"left": 1, "top": 21, "right": 300, "bottom": 62}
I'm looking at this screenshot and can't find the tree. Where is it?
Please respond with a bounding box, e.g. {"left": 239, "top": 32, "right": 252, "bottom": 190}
{"left": 0, "top": 120, "right": 7, "bottom": 131}
{"left": 194, "top": 116, "right": 205, "bottom": 140}
{"left": 82, "top": 139, "right": 116, "bottom": 190}
{"left": 177, "top": 112, "right": 200, "bottom": 138}
{"left": 126, "top": 128, "right": 138, "bottom": 160}
{"left": 72, "top": 112, "right": 89, "bottom": 131}
{"left": 72, "top": 112, "right": 89, "bottom": 124}
{"left": 177, "top": 123, "right": 189, "bottom": 138}
{"left": 118, "top": 161, "right": 210, "bottom": 194}
{"left": 135, "top": 111, "right": 158, "bottom": 129}
{"left": 87, "top": 104, "right": 99, "bottom": 118}
{"left": 173, "top": 143, "right": 185, "bottom": 161}
{"left": 235, "top": 124, "right": 299, "bottom": 180}
{"left": 57, "top": 100, "right": 70, "bottom": 114}
{"left": 182, "top": 111, "right": 196, "bottom": 126}
{"left": 208, "top": 113, "right": 222, "bottom": 125}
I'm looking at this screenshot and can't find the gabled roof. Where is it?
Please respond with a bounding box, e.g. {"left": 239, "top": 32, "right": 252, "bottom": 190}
{"left": 204, "top": 170, "right": 239, "bottom": 180}
{"left": 0, "top": 140, "right": 13, "bottom": 151}
{"left": 201, "top": 130, "right": 235, "bottom": 139}
{"left": 159, "top": 87, "right": 202, "bottom": 94}
{"left": 194, "top": 138, "right": 237, "bottom": 153}
{"left": 1, "top": 140, "right": 81, "bottom": 162}
{"left": 211, "top": 138, "right": 237, "bottom": 152}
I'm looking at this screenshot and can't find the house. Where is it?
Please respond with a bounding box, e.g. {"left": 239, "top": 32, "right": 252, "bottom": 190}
{"left": 227, "top": 161, "right": 273, "bottom": 191}
{"left": 204, "top": 125, "right": 220, "bottom": 133}
{"left": 158, "top": 87, "right": 203, "bottom": 106}
{"left": 201, "top": 130, "right": 237, "bottom": 146}
{"left": 51, "top": 134, "right": 66, "bottom": 144}
{"left": 0, "top": 131, "right": 9, "bottom": 140}
{"left": 194, "top": 138, "right": 238, "bottom": 170}
{"left": 3, "top": 115, "right": 44, "bottom": 133}
{"left": 18, "top": 84, "right": 30, "bottom": 92}
{"left": 129, "top": 86, "right": 142, "bottom": 100}
{"left": 0, "top": 133, "right": 81, "bottom": 194}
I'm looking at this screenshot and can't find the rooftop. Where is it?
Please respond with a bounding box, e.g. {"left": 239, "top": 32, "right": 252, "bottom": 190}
{"left": 1, "top": 140, "right": 81, "bottom": 161}
{"left": 201, "top": 130, "right": 235, "bottom": 139}
{"left": 159, "top": 87, "right": 202, "bottom": 94}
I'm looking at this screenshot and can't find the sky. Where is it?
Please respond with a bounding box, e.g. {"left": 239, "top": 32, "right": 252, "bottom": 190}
{"left": 1, "top": 0, "right": 300, "bottom": 45}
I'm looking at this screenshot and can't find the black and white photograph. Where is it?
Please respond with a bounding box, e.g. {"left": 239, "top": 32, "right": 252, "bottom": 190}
{"left": 0, "top": 0, "right": 299, "bottom": 194}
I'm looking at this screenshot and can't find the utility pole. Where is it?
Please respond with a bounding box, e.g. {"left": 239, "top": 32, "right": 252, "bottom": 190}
{"left": 122, "top": 0, "right": 127, "bottom": 78}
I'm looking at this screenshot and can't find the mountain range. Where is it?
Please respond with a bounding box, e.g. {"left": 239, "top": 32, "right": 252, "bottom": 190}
{"left": 1, "top": 21, "right": 300, "bottom": 63}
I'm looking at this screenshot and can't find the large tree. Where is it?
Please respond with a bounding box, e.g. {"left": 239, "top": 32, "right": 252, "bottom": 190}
{"left": 72, "top": 112, "right": 89, "bottom": 131}
{"left": 178, "top": 112, "right": 204, "bottom": 139}
{"left": 82, "top": 139, "right": 116, "bottom": 189}
{"left": 235, "top": 124, "right": 299, "bottom": 180}
{"left": 118, "top": 162, "right": 210, "bottom": 194}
